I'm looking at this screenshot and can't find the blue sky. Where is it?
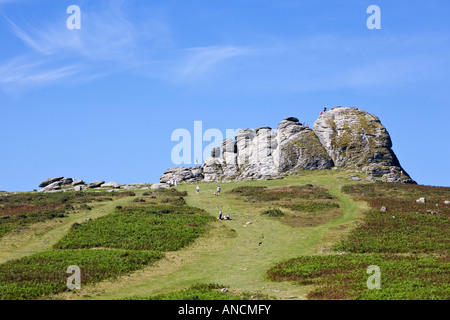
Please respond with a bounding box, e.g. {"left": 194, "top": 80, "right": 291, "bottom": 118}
{"left": 0, "top": 0, "right": 449, "bottom": 191}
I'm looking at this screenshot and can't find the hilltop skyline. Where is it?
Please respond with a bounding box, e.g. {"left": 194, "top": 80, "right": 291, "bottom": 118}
{"left": 0, "top": 0, "right": 449, "bottom": 191}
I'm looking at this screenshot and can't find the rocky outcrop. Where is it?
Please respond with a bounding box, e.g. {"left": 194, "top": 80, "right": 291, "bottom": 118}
{"left": 87, "top": 181, "right": 105, "bottom": 188}
{"left": 101, "top": 181, "right": 120, "bottom": 188}
{"left": 160, "top": 167, "right": 204, "bottom": 184}
{"left": 313, "top": 107, "right": 414, "bottom": 183}
{"left": 38, "top": 181, "right": 63, "bottom": 193}
{"left": 39, "top": 177, "right": 64, "bottom": 188}
{"left": 160, "top": 107, "right": 415, "bottom": 184}
{"left": 37, "top": 177, "right": 152, "bottom": 193}
{"left": 39, "top": 177, "right": 79, "bottom": 193}
{"left": 151, "top": 183, "right": 170, "bottom": 189}
{"left": 72, "top": 180, "right": 85, "bottom": 186}
{"left": 274, "top": 117, "right": 333, "bottom": 173}
{"left": 60, "top": 178, "right": 74, "bottom": 185}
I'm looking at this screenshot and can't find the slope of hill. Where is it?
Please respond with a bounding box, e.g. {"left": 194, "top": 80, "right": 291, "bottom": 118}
{"left": 2, "top": 169, "right": 447, "bottom": 300}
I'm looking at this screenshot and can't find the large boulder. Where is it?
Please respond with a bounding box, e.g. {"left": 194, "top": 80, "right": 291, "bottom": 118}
{"left": 72, "top": 180, "right": 85, "bottom": 186}
{"left": 38, "top": 181, "right": 63, "bottom": 193}
{"left": 151, "top": 183, "right": 170, "bottom": 190}
{"left": 101, "top": 181, "right": 120, "bottom": 188}
{"left": 39, "top": 177, "right": 64, "bottom": 188}
{"left": 274, "top": 117, "right": 333, "bottom": 172}
{"left": 313, "top": 107, "right": 397, "bottom": 168}
{"left": 313, "top": 107, "right": 415, "bottom": 183}
{"left": 234, "top": 127, "right": 278, "bottom": 179}
{"left": 88, "top": 181, "right": 105, "bottom": 188}
{"left": 60, "top": 178, "right": 74, "bottom": 185}
{"left": 203, "top": 157, "right": 225, "bottom": 182}
{"left": 160, "top": 167, "right": 203, "bottom": 184}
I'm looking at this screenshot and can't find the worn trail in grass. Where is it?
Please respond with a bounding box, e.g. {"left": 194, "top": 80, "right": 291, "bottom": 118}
{"left": 0, "top": 197, "right": 133, "bottom": 264}
{"left": 71, "top": 171, "right": 366, "bottom": 300}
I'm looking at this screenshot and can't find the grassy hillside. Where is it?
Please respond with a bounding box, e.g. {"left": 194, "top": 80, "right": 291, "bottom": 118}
{"left": 0, "top": 170, "right": 448, "bottom": 300}
{"left": 268, "top": 182, "right": 450, "bottom": 299}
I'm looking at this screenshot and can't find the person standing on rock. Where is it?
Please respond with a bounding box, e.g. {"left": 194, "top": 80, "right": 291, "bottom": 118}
{"left": 324, "top": 107, "right": 327, "bottom": 112}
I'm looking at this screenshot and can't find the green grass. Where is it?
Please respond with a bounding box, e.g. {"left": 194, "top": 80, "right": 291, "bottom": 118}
{"left": 126, "top": 283, "right": 251, "bottom": 300}
{"left": 267, "top": 254, "right": 450, "bottom": 300}
{"left": 268, "top": 181, "right": 450, "bottom": 299}
{"left": 54, "top": 204, "right": 213, "bottom": 251}
{"left": 261, "top": 209, "right": 285, "bottom": 217}
{"left": 0, "top": 189, "right": 213, "bottom": 300}
{"left": 335, "top": 183, "right": 449, "bottom": 254}
{"left": 6, "top": 169, "right": 445, "bottom": 300}
{"left": 226, "top": 184, "right": 341, "bottom": 228}
{"left": 0, "top": 249, "right": 162, "bottom": 300}
{"left": 0, "top": 191, "right": 135, "bottom": 239}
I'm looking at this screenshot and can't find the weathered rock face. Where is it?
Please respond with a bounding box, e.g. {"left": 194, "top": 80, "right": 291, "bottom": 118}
{"left": 234, "top": 127, "right": 278, "bottom": 179}
{"left": 151, "top": 183, "right": 170, "bottom": 189}
{"left": 101, "top": 181, "right": 120, "bottom": 188}
{"left": 38, "top": 180, "right": 63, "bottom": 193}
{"left": 87, "top": 181, "right": 105, "bottom": 188}
{"left": 274, "top": 117, "right": 333, "bottom": 172}
{"left": 72, "top": 180, "right": 85, "bottom": 186}
{"left": 39, "top": 177, "right": 64, "bottom": 188}
{"left": 160, "top": 107, "right": 415, "bottom": 184}
{"left": 160, "top": 167, "right": 204, "bottom": 184}
{"left": 313, "top": 107, "right": 414, "bottom": 183}
{"left": 314, "top": 107, "right": 394, "bottom": 167}
{"left": 60, "top": 178, "right": 74, "bottom": 185}
{"left": 203, "top": 157, "right": 225, "bottom": 182}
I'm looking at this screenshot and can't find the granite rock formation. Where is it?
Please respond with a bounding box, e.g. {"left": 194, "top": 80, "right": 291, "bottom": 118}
{"left": 160, "top": 107, "right": 415, "bottom": 184}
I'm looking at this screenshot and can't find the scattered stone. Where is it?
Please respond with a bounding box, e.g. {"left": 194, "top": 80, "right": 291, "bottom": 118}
{"left": 246, "top": 221, "right": 252, "bottom": 225}
{"left": 101, "top": 181, "right": 120, "bottom": 189}
{"left": 39, "top": 177, "right": 64, "bottom": 188}
{"left": 72, "top": 180, "right": 85, "bottom": 186}
{"left": 123, "top": 185, "right": 137, "bottom": 190}
{"left": 444, "top": 201, "right": 450, "bottom": 205}
{"left": 416, "top": 197, "right": 426, "bottom": 203}
{"left": 221, "top": 288, "right": 228, "bottom": 293}
{"left": 74, "top": 186, "right": 83, "bottom": 192}
{"left": 150, "top": 183, "right": 169, "bottom": 190}
{"left": 380, "top": 206, "right": 387, "bottom": 212}
{"left": 87, "top": 181, "right": 105, "bottom": 188}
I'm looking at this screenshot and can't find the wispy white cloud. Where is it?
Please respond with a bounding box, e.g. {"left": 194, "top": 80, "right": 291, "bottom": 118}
{"left": 0, "top": 0, "right": 171, "bottom": 90}
{"left": 169, "top": 45, "right": 253, "bottom": 80}
{"left": 0, "top": 56, "right": 78, "bottom": 88}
